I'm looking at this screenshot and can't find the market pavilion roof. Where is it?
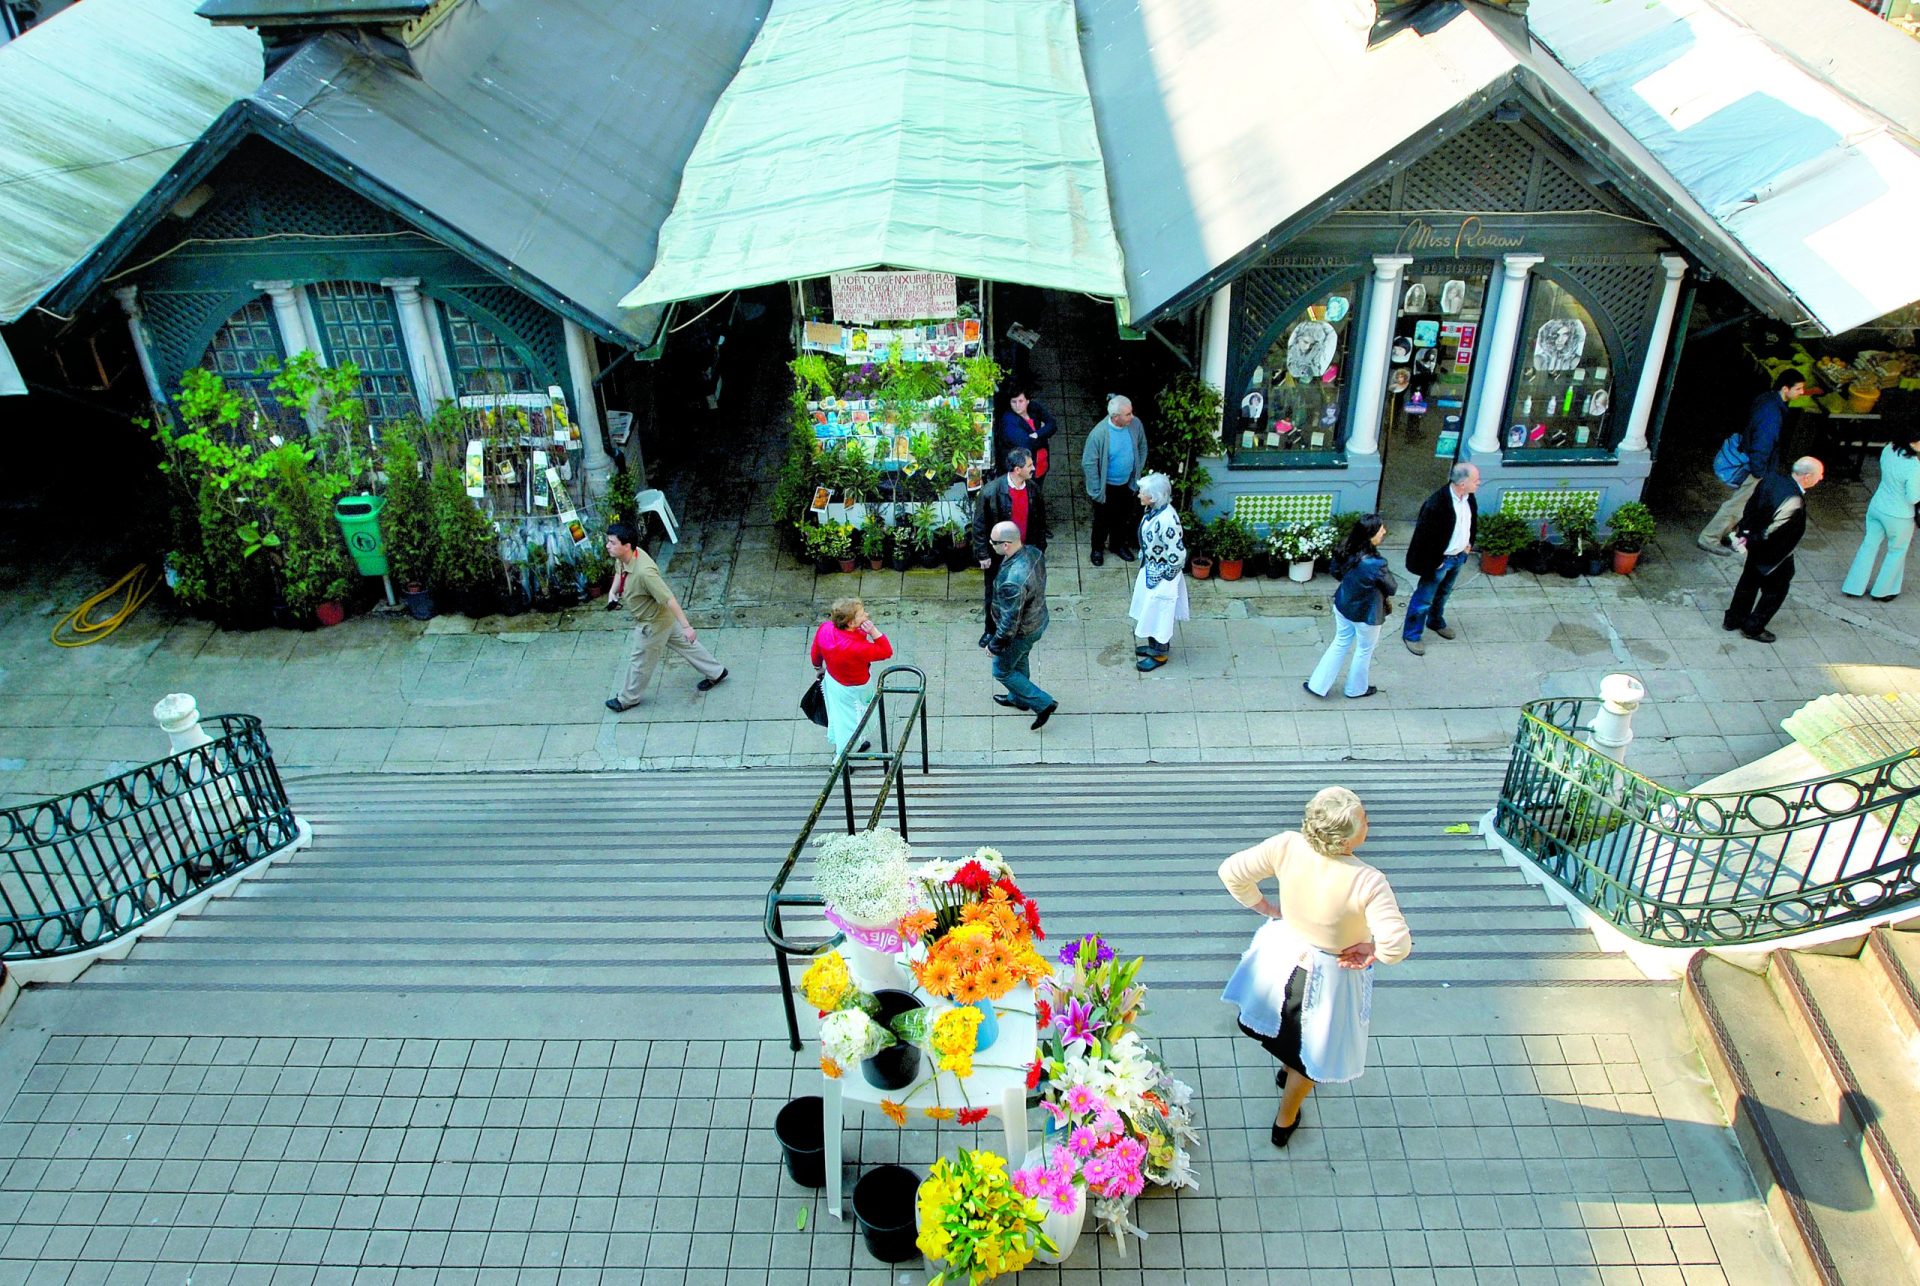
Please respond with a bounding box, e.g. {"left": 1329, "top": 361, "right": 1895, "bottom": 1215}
{"left": 620, "top": 0, "right": 1129, "bottom": 315}
{"left": 0, "top": 0, "right": 260, "bottom": 324}
{"left": 1079, "top": 0, "right": 1920, "bottom": 337}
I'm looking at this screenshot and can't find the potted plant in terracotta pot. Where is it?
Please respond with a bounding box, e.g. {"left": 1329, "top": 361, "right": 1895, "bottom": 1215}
{"left": 1605, "top": 501, "right": 1656, "bottom": 575}
{"left": 820, "top": 521, "right": 857, "bottom": 574}
{"left": 1209, "top": 515, "right": 1255, "bottom": 581}
{"left": 1475, "top": 511, "right": 1533, "bottom": 577}
{"left": 1553, "top": 499, "right": 1603, "bottom": 578}
{"left": 1185, "top": 515, "right": 1213, "bottom": 580}
{"left": 859, "top": 516, "right": 889, "bottom": 570}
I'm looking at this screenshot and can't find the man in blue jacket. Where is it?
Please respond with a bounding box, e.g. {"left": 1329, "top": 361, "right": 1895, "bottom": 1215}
{"left": 1699, "top": 370, "right": 1806, "bottom": 555}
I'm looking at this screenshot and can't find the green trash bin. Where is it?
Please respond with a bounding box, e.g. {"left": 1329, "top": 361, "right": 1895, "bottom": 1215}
{"left": 334, "top": 495, "right": 389, "bottom": 576}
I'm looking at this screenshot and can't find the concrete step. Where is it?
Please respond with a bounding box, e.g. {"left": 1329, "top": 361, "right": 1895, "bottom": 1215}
{"left": 55, "top": 761, "right": 1642, "bottom": 1038}
{"left": 1866, "top": 927, "right": 1920, "bottom": 1043}
{"left": 1684, "top": 953, "right": 1915, "bottom": 1285}
{"left": 1773, "top": 952, "right": 1920, "bottom": 1276}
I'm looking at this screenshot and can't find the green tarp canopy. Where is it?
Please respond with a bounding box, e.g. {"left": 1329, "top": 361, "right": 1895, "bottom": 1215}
{"left": 621, "top": 0, "right": 1128, "bottom": 317}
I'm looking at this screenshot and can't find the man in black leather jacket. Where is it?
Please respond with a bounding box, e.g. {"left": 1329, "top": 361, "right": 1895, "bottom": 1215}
{"left": 982, "top": 522, "right": 1057, "bottom": 730}
{"left": 970, "top": 449, "right": 1048, "bottom": 645}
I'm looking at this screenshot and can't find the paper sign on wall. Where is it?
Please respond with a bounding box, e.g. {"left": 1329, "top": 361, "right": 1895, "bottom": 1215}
{"left": 464, "top": 439, "right": 485, "bottom": 498}
{"left": 830, "top": 271, "right": 959, "bottom": 323}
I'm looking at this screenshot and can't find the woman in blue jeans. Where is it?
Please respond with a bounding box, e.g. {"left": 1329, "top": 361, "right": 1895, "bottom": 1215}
{"left": 1305, "top": 516, "right": 1397, "bottom": 700}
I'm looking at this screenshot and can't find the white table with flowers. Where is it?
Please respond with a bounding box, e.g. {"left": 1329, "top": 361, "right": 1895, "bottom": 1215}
{"left": 821, "top": 983, "right": 1037, "bottom": 1220}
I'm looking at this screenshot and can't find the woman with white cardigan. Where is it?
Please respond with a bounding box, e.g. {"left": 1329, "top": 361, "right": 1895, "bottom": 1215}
{"left": 1128, "top": 472, "right": 1189, "bottom": 671}
{"left": 1219, "top": 786, "right": 1413, "bottom": 1147}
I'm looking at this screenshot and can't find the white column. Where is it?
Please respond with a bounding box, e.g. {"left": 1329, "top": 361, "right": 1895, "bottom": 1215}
{"left": 564, "top": 318, "right": 613, "bottom": 496}
{"left": 153, "top": 693, "right": 213, "bottom": 756}
{"left": 111, "top": 285, "right": 167, "bottom": 405}
{"left": 1587, "top": 673, "right": 1646, "bottom": 760}
{"left": 1618, "top": 255, "right": 1689, "bottom": 453}
{"left": 383, "top": 277, "right": 453, "bottom": 412}
{"left": 1201, "top": 287, "right": 1231, "bottom": 448}
{"left": 1467, "top": 253, "right": 1545, "bottom": 455}
{"left": 253, "top": 280, "right": 314, "bottom": 358}
{"left": 1345, "top": 255, "right": 1412, "bottom": 458}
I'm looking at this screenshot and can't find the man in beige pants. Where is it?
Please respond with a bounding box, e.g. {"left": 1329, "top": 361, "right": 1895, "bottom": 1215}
{"left": 604, "top": 522, "right": 727, "bottom": 712}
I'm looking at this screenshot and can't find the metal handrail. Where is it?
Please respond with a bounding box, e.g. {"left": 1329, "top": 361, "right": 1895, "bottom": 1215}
{"left": 2, "top": 714, "right": 297, "bottom": 961}
{"left": 764, "top": 664, "right": 930, "bottom": 1048}
{"left": 1494, "top": 696, "right": 1920, "bottom": 947}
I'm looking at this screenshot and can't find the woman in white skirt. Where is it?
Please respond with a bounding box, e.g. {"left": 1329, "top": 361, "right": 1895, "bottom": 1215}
{"left": 808, "top": 598, "right": 893, "bottom": 755}
{"left": 1218, "top": 786, "right": 1413, "bottom": 1147}
{"left": 1129, "top": 472, "right": 1189, "bottom": 671}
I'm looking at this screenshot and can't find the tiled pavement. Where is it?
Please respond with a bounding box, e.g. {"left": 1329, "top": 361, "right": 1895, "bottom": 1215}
{"left": 1, "top": 1022, "right": 1782, "bottom": 1284}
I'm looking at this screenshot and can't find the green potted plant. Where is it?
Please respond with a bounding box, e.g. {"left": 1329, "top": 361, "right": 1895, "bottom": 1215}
{"left": 907, "top": 505, "right": 941, "bottom": 569}
{"left": 936, "top": 518, "right": 969, "bottom": 571}
{"left": 1554, "top": 498, "right": 1603, "bottom": 578}
{"left": 859, "top": 515, "right": 890, "bottom": 570}
{"left": 819, "top": 521, "right": 856, "bottom": 573}
{"left": 1605, "top": 501, "right": 1656, "bottom": 575}
{"left": 430, "top": 465, "right": 502, "bottom": 615}
{"left": 1266, "top": 521, "right": 1323, "bottom": 582}
{"left": 1185, "top": 514, "right": 1214, "bottom": 580}
{"left": 1151, "top": 374, "right": 1223, "bottom": 512}
{"left": 1474, "top": 511, "right": 1533, "bottom": 577}
{"left": 1208, "top": 515, "right": 1255, "bottom": 581}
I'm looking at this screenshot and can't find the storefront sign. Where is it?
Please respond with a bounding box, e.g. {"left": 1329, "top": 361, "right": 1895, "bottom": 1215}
{"left": 830, "top": 270, "right": 959, "bottom": 323}
{"left": 1395, "top": 216, "right": 1525, "bottom": 256}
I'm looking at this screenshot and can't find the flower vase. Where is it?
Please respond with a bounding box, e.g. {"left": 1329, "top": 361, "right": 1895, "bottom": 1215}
{"left": 1020, "top": 1144, "right": 1087, "bottom": 1264}
{"left": 1288, "top": 559, "right": 1314, "bottom": 582}
{"left": 844, "top": 938, "right": 904, "bottom": 991}
{"left": 971, "top": 998, "right": 1000, "bottom": 1051}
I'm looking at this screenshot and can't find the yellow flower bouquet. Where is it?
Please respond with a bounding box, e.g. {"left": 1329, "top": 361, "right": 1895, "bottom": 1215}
{"left": 917, "top": 1149, "right": 1056, "bottom": 1284}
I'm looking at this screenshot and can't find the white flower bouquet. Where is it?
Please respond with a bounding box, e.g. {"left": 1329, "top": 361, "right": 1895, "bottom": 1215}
{"left": 820, "top": 1008, "right": 894, "bottom": 1067}
{"left": 813, "top": 827, "right": 917, "bottom": 928}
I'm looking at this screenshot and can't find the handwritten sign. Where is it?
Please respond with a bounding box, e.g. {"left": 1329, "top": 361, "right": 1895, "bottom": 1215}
{"left": 830, "top": 271, "right": 958, "bottom": 323}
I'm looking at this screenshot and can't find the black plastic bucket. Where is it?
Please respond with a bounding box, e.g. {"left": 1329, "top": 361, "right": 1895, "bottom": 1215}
{"left": 852, "top": 1163, "right": 920, "bottom": 1263}
{"left": 774, "top": 1096, "right": 825, "bottom": 1188}
{"left": 861, "top": 989, "right": 923, "bottom": 1089}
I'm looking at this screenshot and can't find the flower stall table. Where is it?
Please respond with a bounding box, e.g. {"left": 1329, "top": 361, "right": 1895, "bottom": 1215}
{"left": 823, "top": 985, "right": 1037, "bottom": 1221}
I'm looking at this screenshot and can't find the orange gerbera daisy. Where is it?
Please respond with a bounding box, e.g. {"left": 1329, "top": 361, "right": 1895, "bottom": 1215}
{"left": 920, "top": 957, "right": 960, "bottom": 998}
{"left": 820, "top": 1057, "right": 842, "bottom": 1080}
{"left": 880, "top": 1098, "right": 907, "bottom": 1126}
{"left": 954, "top": 975, "right": 986, "bottom": 1004}
{"left": 898, "top": 909, "right": 937, "bottom": 944}
{"left": 976, "top": 964, "right": 1014, "bottom": 999}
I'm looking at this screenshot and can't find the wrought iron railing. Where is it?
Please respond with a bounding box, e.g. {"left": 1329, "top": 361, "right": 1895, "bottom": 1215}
{"left": 2, "top": 715, "right": 297, "bottom": 961}
{"left": 764, "top": 665, "right": 930, "bottom": 1049}
{"left": 1494, "top": 697, "right": 1920, "bottom": 947}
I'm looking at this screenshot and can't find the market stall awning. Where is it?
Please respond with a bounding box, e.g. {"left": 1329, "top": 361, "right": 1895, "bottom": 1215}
{"left": 0, "top": 0, "right": 260, "bottom": 323}
{"left": 621, "top": 0, "right": 1128, "bottom": 314}
{"left": 1528, "top": 0, "right": 1920, "bottom": 336}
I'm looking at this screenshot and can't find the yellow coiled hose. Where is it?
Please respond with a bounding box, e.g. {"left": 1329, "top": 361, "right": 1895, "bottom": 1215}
{"left": 51, "top": 565, "right": 159, "bottom": 647}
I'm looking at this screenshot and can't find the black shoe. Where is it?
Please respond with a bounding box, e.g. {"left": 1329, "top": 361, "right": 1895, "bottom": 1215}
{"left": 1136, "top": 655, "right": 1167, "bottom": 672}
{"left": 605, "top": 698, "right": 635, "bottom": 713}
{"left": 1116, "top": 548, "right": 1136, "bottom": 562}
{"left": 1872, "top": 594, "right": 1899, "bottom": 602}
{"left": 978, "top": 631, "right": 994, "bottom": 649}
{"left": 856, "top": 741, "right": 871, "bottom": 753}
{"left": 1030, "top": 702, "right": 1058, "bottom": 731}
{"left": 696, "top": 668, "right": 728, "bottom": 691}
{"left": 1090, "top": 550, "right": 1104, "bottom": 567}
{"left": 1301, "top": 681, "right": 1323, "bottom": 699}
{"left": 1721, "top": 619, "right": 1740, "bottom": 632}
{"left": 992, "top": 694, "right": 1019, "bottom": 708}
{"left": 1350, "top": 686, "right": 1381, "bottom": 699}
{"left": 1271, "top": 1112, "right": 1302, "bottom": 1149}
{"left": 1742, "top": 628, "right": 1777, "bottom": 644}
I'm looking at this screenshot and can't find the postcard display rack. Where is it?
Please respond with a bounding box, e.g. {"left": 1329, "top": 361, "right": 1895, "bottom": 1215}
{"left": 457, "top": 387, "right": 594, "bottom": 562}
{"left": 798, "top": 272, "right": 993, "bottom": 528}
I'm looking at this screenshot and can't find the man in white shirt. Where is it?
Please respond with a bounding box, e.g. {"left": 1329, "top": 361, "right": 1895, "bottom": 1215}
{"left": 1402, "top": 463, "right": 1479, "bottom": 657}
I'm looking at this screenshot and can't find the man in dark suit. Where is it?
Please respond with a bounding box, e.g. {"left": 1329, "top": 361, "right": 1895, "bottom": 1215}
{"left": 1402, "top": 462, "right": 1480, "bottom": 656}
{"left": 970, "top": 448, "right": 1048, "bottom": 646}
{"left": 1724, "top": 456, "right": 1824, "bottom": 643}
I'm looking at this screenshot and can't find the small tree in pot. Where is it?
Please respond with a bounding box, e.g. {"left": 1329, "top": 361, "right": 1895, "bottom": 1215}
{"left": 1474, "top": 511, "right": 1533, "bottom": 577}
{"left": 1185, "top": 514, "right": 1214, "bottom": 579}
{"left": 1210, "top": 515, "right": 1256, "bottom": 581}
{"left": 1605, "top": 501, "right": 1656, "bottom": 575}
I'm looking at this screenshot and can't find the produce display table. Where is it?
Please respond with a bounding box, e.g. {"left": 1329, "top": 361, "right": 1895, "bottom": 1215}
{"left": 822, "top": 986, "right": 1036, "bottom": 1221}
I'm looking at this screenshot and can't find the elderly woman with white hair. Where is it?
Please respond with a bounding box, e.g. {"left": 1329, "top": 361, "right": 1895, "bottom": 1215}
{"left": 1218, "top": 786, "right": 1413, "bottom": 1148}
{"left": 1129, "top": 472, "right": 1188, "bottom": 671}
{"left": 1081, "top": 393, "right": 1149, "bottom": 565}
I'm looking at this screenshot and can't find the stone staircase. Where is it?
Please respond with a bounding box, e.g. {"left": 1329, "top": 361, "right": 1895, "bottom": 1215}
{"left": 1781, "top": 692, "right": 1920, "bottom": 839}
{"left": 1684, "top": 929, "right": 1920, "bottom": 1285}
{"left": 44, "top": 760, "right": 1657, "bottom": 1040}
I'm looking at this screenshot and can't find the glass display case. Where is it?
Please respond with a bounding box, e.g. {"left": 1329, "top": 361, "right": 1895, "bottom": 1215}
{"left": 1503, "top": 277, "right": 1617, "bottom": 458}
{"left": 1230, "top": 278, "right": 1362, "bottom": 466}
{"left": 1380, "top": 264, "right": 1488, "bottom": 464}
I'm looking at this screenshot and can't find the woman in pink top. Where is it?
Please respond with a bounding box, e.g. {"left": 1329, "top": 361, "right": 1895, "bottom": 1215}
{"left": 809, "top": 598, "right": 894, "bottom": 755}
{"left": 1218, "top": 786, "right": 1413, "bottom": 1148}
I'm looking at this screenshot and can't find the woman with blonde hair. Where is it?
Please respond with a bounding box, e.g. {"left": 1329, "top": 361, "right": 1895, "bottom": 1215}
{"left": 1218, "top": 786, "right": 1412, "bottom": 1147}
{"left": 808, "top": 598, "right": 893, "bottom": 755}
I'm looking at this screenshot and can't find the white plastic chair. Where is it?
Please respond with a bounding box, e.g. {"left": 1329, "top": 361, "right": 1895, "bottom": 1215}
{"left": 636, "top": 488, "right": 680, "bottom": 544}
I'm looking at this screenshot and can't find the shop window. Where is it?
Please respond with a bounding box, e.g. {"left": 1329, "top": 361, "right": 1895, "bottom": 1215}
{"left": 1232, "top": 280, "right": 1361, "bottom": 466}
{"left": 1502, "top": 276, "right": 1618, "bottom": 459}
{"left": 202, "top": 297, "right": 293, "bottom": 425}
{"left": 442, "top": 303, "right": 537, "bottom": 395}
{"left": 310, "top": 280, "right": 418, "bottom": 426}
{"left": 1381, "top": 265, "right": 1489, "bottom": 463}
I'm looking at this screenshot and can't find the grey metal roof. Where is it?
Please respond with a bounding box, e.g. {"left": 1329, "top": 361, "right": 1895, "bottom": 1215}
{"left": 250, "top": 0, "right": 767, "bottom": 347}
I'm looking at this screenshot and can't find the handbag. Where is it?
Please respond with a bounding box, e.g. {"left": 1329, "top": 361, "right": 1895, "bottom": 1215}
{"left": 1712, "top": 433, "right": 1752, "bottom": 487}
{"left": 800, "top": 676, "right": 829, "bottom": 727}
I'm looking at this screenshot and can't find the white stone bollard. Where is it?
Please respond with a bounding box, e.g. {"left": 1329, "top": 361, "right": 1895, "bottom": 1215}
{"left": 152, "top": 693, "right": 213, "bottom": 756}
{"left": 1588, "top": 673, "right": 1645, "bottom": 758}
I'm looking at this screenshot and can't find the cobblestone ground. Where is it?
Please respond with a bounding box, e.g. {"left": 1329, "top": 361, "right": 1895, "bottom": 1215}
{"left": 1, "top": 1016, "right": 1783, "bottom": 1284}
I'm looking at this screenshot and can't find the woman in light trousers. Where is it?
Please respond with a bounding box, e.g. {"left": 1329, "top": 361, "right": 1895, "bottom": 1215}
{"left": 1841, "top": 434, "right": 1920, "bottom": 601}
{"left": 1306, "top": 515, "right": 1396, "bottom": 700}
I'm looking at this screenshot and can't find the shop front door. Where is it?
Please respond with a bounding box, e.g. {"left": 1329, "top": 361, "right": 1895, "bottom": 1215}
{"left": 1376, "top": 260, "right": 1490, "bottom": 520}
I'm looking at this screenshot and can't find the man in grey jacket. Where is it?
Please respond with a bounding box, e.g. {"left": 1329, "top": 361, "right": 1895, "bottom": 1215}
{"left": 1081, "top": 394, "right": 1149, "bottom": 565}
{"left": 981, "top": 521, "right": 1057, "bottom": 729}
